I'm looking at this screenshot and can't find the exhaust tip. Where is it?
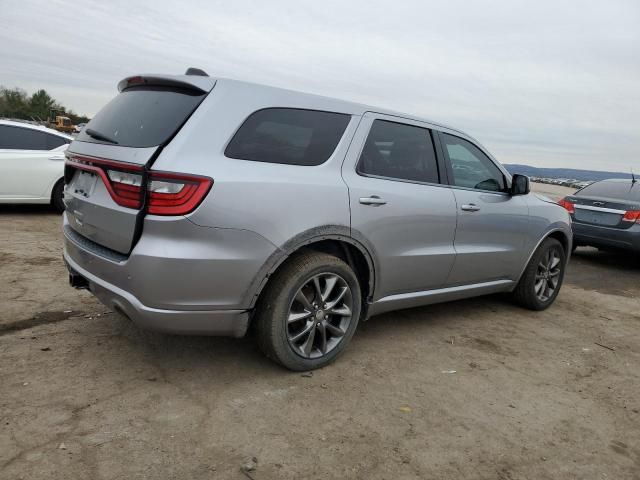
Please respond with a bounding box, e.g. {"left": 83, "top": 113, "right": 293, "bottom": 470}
{"left": 69, "top": 272, "right": 89, "bottom": 290}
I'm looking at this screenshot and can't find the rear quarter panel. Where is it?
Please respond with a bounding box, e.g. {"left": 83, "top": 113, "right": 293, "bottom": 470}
{"left": 150, "top": 80, "right": 361, "bottom": 248}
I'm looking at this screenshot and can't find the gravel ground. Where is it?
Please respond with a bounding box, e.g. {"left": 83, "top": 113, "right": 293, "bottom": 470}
{"left": 1, "top": 184, "right": 639, "bottom": 479}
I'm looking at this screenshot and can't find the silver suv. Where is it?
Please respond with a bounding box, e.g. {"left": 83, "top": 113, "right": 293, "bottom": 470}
{"left": 63, "top": 69, "right": 572, "bottom": 370}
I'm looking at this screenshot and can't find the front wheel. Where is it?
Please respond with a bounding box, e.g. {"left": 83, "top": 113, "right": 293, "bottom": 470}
{"left": 512, "top": 237, "right": 566, "bottom": 310}
{"left": 255, "top": 251, "right": 362, "bottom": 371}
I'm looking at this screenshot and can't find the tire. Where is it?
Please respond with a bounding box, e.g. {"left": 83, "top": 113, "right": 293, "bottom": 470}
{"left": 51, "top": 179, "right": 65, "bottom": 213}
{"left": 512, "top": 237, "right": 566, "bottom": 311}
{"left": 255, "top": 250, "right": 362, "bottom": 371}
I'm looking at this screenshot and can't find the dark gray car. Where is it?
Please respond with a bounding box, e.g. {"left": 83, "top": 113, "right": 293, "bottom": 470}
{"left": 559, "top": 179, "right": 640, "bottom": 253}
{"left": 63, "top": 70, "right": 572, "bottom": 370}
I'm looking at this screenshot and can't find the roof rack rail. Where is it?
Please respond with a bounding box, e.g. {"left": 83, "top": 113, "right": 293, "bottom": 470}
{"left": 185, "top": 67, "right": 209, "bottom": 77}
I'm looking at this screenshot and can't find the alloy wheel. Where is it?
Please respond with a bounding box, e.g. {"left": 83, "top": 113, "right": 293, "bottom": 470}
{"left": 534, "top": 247, "right": 562, "bottom": 302}
{"left": 286, "top": 273, "right": 354, "bottom": 359}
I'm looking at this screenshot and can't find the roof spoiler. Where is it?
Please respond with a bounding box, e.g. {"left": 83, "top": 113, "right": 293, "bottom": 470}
{"left": 117, "top": 73, "right": 215, "bottom": 93}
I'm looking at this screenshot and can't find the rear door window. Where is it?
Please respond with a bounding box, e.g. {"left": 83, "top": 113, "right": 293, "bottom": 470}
{"left": 0, "top": 125, "right": 48, "bottom": 150}
{"left": 356, "top": 120, "right": 440, "bottom": 184}
{"left": 225, "top": 108, "right": 351, "bottom": 166}
{"left": 76, "top": 86, "right": 206, "bottom": 148}
{"left": 440, "top": 133, "right": 506, "bottom": 192}
{"left": 46, "top": 133, "right": 70, "bottom": 149}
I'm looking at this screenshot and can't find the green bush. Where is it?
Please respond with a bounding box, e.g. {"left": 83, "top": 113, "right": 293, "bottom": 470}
{"left": 0, "top": 86, "right": 90, "bottom": 124}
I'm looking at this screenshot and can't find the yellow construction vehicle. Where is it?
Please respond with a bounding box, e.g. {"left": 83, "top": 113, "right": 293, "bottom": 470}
{"left": 48, "top": 109, "right": 75, "bottom": 133}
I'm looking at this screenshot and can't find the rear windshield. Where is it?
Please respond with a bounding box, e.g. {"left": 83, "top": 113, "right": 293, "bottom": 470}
{"left": 76, "top": 86, "right": 205, "bottom": 148}
{"left": 578, "top": 181, "right": 640, "bottom": 201}
{"left": 225, "top": 108, "right": 351, "bottom": 166}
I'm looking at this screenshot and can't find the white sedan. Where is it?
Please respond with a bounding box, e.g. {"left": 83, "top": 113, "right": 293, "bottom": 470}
{"left": 0, "top": 119, "right": 72, "bottom": 212}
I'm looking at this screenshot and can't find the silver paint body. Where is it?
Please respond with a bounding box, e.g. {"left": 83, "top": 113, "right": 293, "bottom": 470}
{"left": 62, "top": 76, "right": 572, "bottom": 335}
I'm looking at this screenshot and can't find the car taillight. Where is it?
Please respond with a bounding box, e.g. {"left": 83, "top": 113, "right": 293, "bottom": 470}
{"left": 126, "top": 75, "right": 145, "bottom": 87}
{"left": 558, "top": 198, "right": 575, "bottom": 214}
{"left": 147, "top": 172, "right": 212, "bottom": 215}
{"left": 622, "top": 210, "right": 640, "bottom": 223}
{"left": 107, "top": 170, "right": 144, "bottom": 208}
{"left": 66, "top": 154, "right": 212, "bottom": 216}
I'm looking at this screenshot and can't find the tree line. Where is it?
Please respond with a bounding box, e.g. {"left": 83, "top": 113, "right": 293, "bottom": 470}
{"left": 0, "top": 86, "right": 90, "bottom": 124}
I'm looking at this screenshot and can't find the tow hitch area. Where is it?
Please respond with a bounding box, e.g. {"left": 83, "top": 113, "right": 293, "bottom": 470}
{"left": 69, "top": 270, "right": 89, "bottom": 290}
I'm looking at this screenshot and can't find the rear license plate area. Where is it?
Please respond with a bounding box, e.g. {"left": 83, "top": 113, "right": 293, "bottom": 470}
{"left": 70, "top": 170, "right": 98, "bottom": 198}
{"left": 575, "top": 209, "right": 620, "bottom": 226}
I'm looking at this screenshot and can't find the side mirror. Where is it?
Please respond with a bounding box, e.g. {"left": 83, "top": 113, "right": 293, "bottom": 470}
{"left": 510, "top": 174, "right": 530, "bottom": 196}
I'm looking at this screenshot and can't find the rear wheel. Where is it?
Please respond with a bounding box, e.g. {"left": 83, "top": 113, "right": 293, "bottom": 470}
{"left": 51, "top": 179, "right": 65, "bottom": 213}
{"left": 512, "top": 237, "right": 566, "bottom": 310}
{"left": 255, "top": 251, "right": 361, "bottom": 371}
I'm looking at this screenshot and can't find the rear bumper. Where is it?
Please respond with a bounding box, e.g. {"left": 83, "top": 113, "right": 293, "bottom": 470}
{"left": 573, "top": 220, "right": 640, "bottom": 252}
{"left": 65, "top": 254, "right": 250, "bottom": 336}
{"left": 62, "top": 214, "right": 278, "bottom": 336}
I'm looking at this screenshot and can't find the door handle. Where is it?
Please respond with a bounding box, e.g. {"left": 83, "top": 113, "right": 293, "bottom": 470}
{"left": 461, "top": 203, "right": 480, "bottom": 212}
{"left": 359, "top": 195, "right": 386, "bottom": 206}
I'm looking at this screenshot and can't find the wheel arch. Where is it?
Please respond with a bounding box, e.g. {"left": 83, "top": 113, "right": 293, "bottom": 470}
{"left": 515, "top": 226, "right": 572, "bottom": 285}
{"left": 49, "top": 176, "right": 65, "bottom": 203}
{"left": 246, "top": 226, "right": 378, "bottom": 318}
{"left": 547, "top": 229, "right": 571, "bottom": 257}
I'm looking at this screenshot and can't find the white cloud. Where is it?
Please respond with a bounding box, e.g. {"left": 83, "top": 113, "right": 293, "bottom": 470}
{"left": 0, "top": 0, "right": 638, "bottom": 171}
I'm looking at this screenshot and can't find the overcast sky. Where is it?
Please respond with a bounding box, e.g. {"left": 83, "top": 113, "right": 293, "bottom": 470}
{"left": 1, "top": 0, "right": 638, "bottom": 171}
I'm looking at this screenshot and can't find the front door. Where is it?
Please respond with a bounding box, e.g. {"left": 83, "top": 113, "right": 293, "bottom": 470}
{"left": 438, "top": 132, "right": 530, "bottom": 285}
{"left": 342, "top": 113, "right": 458, "bottom": 300}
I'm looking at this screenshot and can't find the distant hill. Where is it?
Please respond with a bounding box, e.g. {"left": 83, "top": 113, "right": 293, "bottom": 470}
{"left": 505, "top": 164, "right": 634, "bottom": 182}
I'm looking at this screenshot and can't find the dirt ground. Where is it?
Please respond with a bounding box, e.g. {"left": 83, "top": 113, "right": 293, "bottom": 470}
{"left": 1, "top": 184, "right": 639, "bottom": 479}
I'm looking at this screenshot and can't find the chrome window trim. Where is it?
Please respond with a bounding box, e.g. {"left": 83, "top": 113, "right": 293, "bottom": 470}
{"left": 355, "top": 171, "right": 451, "bottom": 189}
{"left": 446, "top": 184, "right": 510, "bottom": 197}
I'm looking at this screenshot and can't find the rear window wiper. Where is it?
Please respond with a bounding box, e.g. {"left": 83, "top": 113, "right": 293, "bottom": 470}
{"left": 85, "top": 128, "right": 119, "bottom": 145}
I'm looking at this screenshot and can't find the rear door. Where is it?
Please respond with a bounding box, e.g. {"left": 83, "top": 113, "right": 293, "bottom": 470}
{"left": 438, "top": 131, "right": 530, "bottom": 285}
{"left": 342, "top": 113, "right": 457, "bottom": 300}
{"left": 0, "top": 125, "right": 68, "bottom": 199}
{"left": 64, "top": 79, "right": 211, "bottom": 254}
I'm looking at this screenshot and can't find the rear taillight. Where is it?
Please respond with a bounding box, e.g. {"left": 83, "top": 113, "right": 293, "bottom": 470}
{"left": 66, "top": 154, "right": 212, "bottom": 216}
{"left": 558, "top": 198, "right": 575, "bottom": 214}
{"left": 147, "top": 172, "right": 212, "bottom": 215}
{"left": 125, "top": 76, "right": 145, "bottom": 87}
{"left": 622, "top": 210, "right": 640, "bottom": 223}
{"left": 107, "top": 170, "right": 143, "bottom": 208}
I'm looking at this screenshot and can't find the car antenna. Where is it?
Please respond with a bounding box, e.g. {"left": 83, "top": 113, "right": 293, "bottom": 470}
{"left": 632, "top": 167, "right": 637, "bottom": 184}
{"left": 185, "top": 67, "right": 209, "bottom": 77}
